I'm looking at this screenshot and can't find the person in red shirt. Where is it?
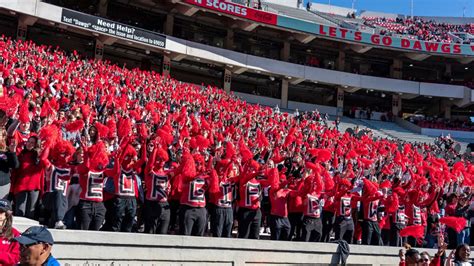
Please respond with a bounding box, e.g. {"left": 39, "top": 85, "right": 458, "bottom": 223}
{"left": 178, "top": 152, "right": 209, "bottom": 236}
{"left": 357, "top": 178, "right": 384, "bottom": 246}
{"left": 41, "top": 138, "right": 75, "bottom": 229}
{"left": 287, "top": 175, "right": 304, "bottom": 241}
{"left": 109, "top": 137, "right": 145, "bottom": 233}
{"left": 297, "top": 165, "right": 325, "bottom": 242}
{"left": 332, "top": 177, "right": 355, "bottom": 243}
{"left": 0, "top": 199, "right": 20, "bottom": 266}
{"left": 143, "top": 140, "right": 171, "bottom": 234}
{"left": 268, "top": 167, "right": 291, "bottom": 240}
{"left": 75, "top": 142, "right": 109, "bottom": 230}
{"left": 11, "top": 135, "right": 42, "bottom": 219}
{"left": 208, "top": 159, "right": 237, "bottom": 238}
{"left": 236, "top": 160, "right": 272, "bottom": 239}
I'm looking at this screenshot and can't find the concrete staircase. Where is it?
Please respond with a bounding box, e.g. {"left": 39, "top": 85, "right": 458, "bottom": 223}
{"left": 357, "top": 119, "right": 436, "bottom": 144}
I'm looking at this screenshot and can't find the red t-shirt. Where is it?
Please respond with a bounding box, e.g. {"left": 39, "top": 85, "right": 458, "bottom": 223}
{"left": 44, "top": 165, "right": 71, "bottom": 196}
{"left": 209, "top": 180, "right": 234, "bottom": 208}
{"left": 180, "top": 175, "right": 208, "bottom": 207}
{"left": 238, "top": 178, "right": 262, "bottom": 210}
{"left": 114, "top": 168, "right": 137, "bottom": 197}
{"left": 76, "top": 164, "right": 105, "bottom": 202}
{"left": 270, "top": 188, "right": 290, "bottom": 217}
{"left": 145, "top": 170, "right": 171, "bottom": 202}
{"left": 303, "top": 192, "right": 324, "bottom": 218}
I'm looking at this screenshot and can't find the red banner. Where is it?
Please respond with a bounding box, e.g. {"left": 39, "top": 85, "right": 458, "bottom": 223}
{"left": 184, "top": 0, "right": 277, "bottom": 25}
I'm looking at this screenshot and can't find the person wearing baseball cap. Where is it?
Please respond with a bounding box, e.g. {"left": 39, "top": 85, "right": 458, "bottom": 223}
{"left": 14, "top": 226, "right": 59, "bottom": 266}
{"left": 0, "top": 198, "right": 20, "bottom": 266}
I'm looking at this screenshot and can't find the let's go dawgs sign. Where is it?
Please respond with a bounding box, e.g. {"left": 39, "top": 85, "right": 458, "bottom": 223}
{"left": 184, "top": 0, "right": 277, "bottom": 25}
{"left": 313, "top": 24, "right": 470, "bottom": 55}
{"left": 185, "top": 0, "right": 473, "bottom": 56}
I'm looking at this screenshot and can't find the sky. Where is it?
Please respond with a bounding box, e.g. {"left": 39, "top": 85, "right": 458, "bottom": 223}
{"left": 305, "top": 0, "right": 474, "bottom": 17}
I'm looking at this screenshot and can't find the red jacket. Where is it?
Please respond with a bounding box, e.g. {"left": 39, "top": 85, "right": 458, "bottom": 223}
{"left": 0, "top": 227, "right": 20, "bottom": 266}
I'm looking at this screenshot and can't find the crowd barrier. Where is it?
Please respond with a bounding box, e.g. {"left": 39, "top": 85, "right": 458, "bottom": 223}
{"left": 12, "top": 217, "right": 437, "bottom": 266}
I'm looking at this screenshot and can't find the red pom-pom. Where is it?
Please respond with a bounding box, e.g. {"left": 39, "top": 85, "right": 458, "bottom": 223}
{"left": 106, "top": 119, "right": 117, "bottom": 138}
{"left": 363, "top": 178, "right": 378, "bottom": 195}
{"left": 65, "top": 120, "right": 85, "bottom": 132}
{"left": 18, "top": 101, "right": 30, "bottom": 123}
{"left": 224, "top": 142, "right": 236, "bottom": 159}
{"left": 118, "top": 118, "right": 132, "bottom": 140}
{"left": 123, "top": 144, "right": 137, "bottom": 158}
{"left": 239, "top": 139, "right": 253, "bottom": 162}
{"left": 440, "top": 217, "right": 467, "bottom": 233}
{"left": 138, "top": 123, "right": 148, "bottom": 139}
{"left": 156, "top": 147, "right": 169, "bottom": 162}
{"left": 94, "top": 122, "right": 109, "bottom": 139}
{"left": 87, "top": 142, "right": 109, "bottom": 170}
{"left": 50, "top": 138, "right": 75, "bottom": 162}
{"left": 400, "top": 225, "right": 425, "bottom": 239}
{"left": 180, "top": 152, "right": 196, "bottom": 179}
{"left": 39, "top": 124, "right": 60, "bottom": 148}
{"left": 157, "top": 128, "right": 174, "bottom": 146}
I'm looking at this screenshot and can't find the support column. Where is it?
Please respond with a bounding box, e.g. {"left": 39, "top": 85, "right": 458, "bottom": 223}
{"left": 280, "top": 41, "right": 290, "bottom": 62}
{"left": 98, "top": 0, "right": 109, "bottom": 17}
{"left": 337, "top": 50, "right": 345, "bottom": 71}
{"left": 444, "top": 63, "right": 452, "bottom": 81}
{"left": 162, "top": 55, "right": 171, "bottom": 79}
{"left": 392, "top": 94, "right": 402, "bottom": 117}
{"left": 164, "top": 14, "right": 174, "bottom": 36}
{"left": 281, "top": 79, "right": 289, "bottom": 109}
{"left": 224, "top": 29, "right": 234, "bottom": 50}
{"left": 16, "top": 21, "right": 27, "bottom": 41}
{"left": 336, "top": 87, "right": 344, "bottom": 117}
{"left": 390, "top": 59, "right": 403, "bottom": 79}
{"left": 223, "top": 67, "right": 232, "bottom": 93}
{"left": 445, "top": 105, "right": 452, "bottom": 120}
{"left": 94, "top": 40, "right": 104, "bottom": 60}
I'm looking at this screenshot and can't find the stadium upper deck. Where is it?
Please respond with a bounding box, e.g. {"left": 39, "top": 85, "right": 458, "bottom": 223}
{"left": 0, "top": 0, "right": 473, "bottom": 123}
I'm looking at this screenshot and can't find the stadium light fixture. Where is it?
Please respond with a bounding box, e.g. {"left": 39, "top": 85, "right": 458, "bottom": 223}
{"left": 465, "top": 67, "right": 469, "bottom": 70}
{"left": 409, "top": 64, "right": 413, "bottom": 67}
{"left": 286, "top": 76, "right": 292, "bottom": 80}
{"left": 269, "top": 76, "right": 275, "bottom": 81}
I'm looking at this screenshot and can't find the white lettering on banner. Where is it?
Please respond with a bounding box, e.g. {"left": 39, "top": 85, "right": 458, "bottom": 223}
{"left": 73, "top": 19, "right": 91, "bottom": 28}
{"left": 117, "top": 24, "right": 135, "bottom": 34}
{"left": 61, "top": 9, "right": 166, "bottom": 48}
{"left": 205, "top": 0, "right": 247, "bottom": 16}
{"left": 97, "top": 19, "right": 115, "bottom": 29}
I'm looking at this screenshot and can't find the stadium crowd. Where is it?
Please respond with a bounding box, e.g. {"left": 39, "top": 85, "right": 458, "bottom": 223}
{"left": 0, "top": 36, "right": 474, "bottom": 258}
{"left": 363, "top": 17, "right": 473, "bottom": 43}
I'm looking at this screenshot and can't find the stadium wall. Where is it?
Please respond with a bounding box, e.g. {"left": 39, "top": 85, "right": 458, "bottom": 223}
{"left": 47, "top": 229, "right": 412, "bottom": 265}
